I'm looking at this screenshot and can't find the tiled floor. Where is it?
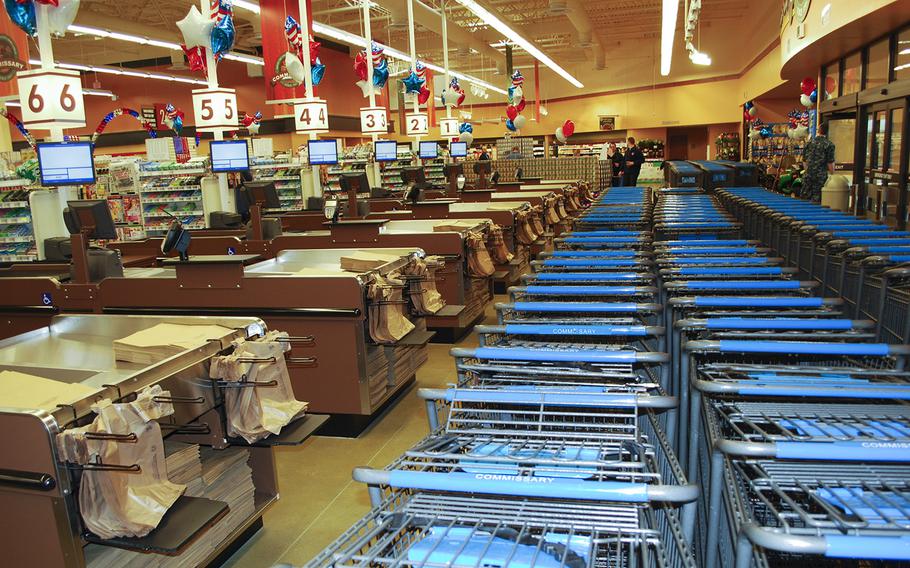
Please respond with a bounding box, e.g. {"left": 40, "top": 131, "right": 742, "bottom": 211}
{"left": 222, "top": 296, "right": 502, "bottom": 568}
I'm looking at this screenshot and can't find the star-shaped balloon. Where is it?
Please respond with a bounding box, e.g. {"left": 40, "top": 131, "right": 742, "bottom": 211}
{"left": 211, "top": 13, "right": 235, "bottom": 60}
{"left": 182, "top": 45, "right": 207, "bottom": 74}
{"left": 285, "top": 15, "right": 302, "bottom": 56}
{"left": 458, "top": 123, "right": 473, "bottom": 134}
{"left": 312, "top": 58, "right": 325, "bottom": 86}
{"left": 177, "top": 5, "right": 213, "bottom": 49}
{"left": 372, "top": 56, "right": 389, "bottom": 88}
{"left": 510, "top": 70, "right": 524, "bottom": 86}
{"left": 309, "top": 35, "right": 320, "bottom": 65}
{"left": 353, "top": 50, "right": 368, "bottom": 81}
{"left": 417, "top": 85, "right": 431, "bottom": 105}
{"left": 402, "top": 71, "right": 424, "bottom": 94}
{"left": 355, "top": 80, "right": 373, "bottom": 97}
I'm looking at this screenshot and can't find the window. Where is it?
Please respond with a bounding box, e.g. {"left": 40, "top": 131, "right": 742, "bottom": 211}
{"left": 873, "top": 110, "right": 887, "bottom": 169}
{"left": 889, "top": 108, "right": 903, "bottom": 173}
{"left": 843, "top": 52, "right": 862, "bottom": 95}
{"left": 823, "top": 63, "right": 840, "bottom": 100}
{"left": 866, "top": 38, "right": 891, "bottom": 88}
{"left": 866, "top": 113, "right": 874, "bottom": 166}
{"left": 828, "top": 118, "right": 856, "bottom": 165}
{"left": 897, "top": 28, "right": 910, "bottom": 81}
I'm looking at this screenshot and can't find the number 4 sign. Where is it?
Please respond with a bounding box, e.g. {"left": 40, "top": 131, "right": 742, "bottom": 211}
{"left": 294, "top": 98, "right": 329, "bottom": 134}
{"left": 192, "top": 87, "right": 238, "bottom": 132}
{"left": 17, "top": 69, "right": 86, "bottom": 129}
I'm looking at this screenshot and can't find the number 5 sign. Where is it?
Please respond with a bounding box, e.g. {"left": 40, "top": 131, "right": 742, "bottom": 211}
{"left": 17, "top": 69, "right": 85, "bottom": 129}
{"left": 405, "top": 112, "right": 429, "bottom": 136}
{"left": 294, "top": 98, "right": 329, "bottom": 134}
{"left": 192, "top": 87, "right": 238, "bottom": 132}
{"left": 360, "top": 106, "right": 387, "bottom": 135}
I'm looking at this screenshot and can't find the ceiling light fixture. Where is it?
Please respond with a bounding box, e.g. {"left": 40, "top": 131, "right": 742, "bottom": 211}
{"left": 452, "top": 0, "right": 582, "bottom": 88}
{"left": 688, "top": 49, "right": 711, "bottom": 65}
{"left": 683, "top": 0, "right": 711, "bottom": 67}
{"left": 28, "top": 58, "right": 208, "bottom": 85}
{"left": 231, "top": 0, "right": 261, "bottom": 13}
{"left": 660, "top": 0, "right": 679, "bottom": 76}
{"left": 312, "top": 21, "right": 507, "bottom": 94}
{"left": 66, "top": 24, "right": 264, "bottom": 66}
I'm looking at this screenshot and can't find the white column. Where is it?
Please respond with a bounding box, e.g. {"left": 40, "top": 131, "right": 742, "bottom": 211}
{"left": 298, "top": 0, "right": 322, "bottom": 198}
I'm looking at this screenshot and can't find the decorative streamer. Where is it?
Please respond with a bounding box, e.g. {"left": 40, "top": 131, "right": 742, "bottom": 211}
{"left": 91, "top": 108, "right": 157, "bottom": 143}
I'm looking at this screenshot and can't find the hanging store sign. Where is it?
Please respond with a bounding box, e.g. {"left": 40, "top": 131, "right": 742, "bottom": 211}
{"left": 17, "top": 69, "right": 85, "bottom": 129}
{"left": 294, "top": 98, "right": 329, "bottom": 133}
{"left": 405, "top": 112, "right": 429, "bottom": 136}
{"left": 439, "top": 117, "right": 459, "bottom": 138}
{"left": 192, "top": 87, "right": 238, "bottom": 132}
{"left": 360, "top": 106, "right": 387, "bottom": 135}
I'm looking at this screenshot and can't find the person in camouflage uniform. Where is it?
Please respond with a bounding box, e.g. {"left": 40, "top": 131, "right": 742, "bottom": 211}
{"left": 800, "top": 121, "right": 836, "bottom": 202}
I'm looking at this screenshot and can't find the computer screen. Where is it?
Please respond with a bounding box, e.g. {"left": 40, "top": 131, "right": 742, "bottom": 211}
{"left": 308, "top": 139, "right": 339, "bottom": 165}
{"left": 374, "top": 140, "right": 398, "bottom": 162}
{"left": 37, "top": 142, "right": 96, "bottom": 186}
{"left": 419, "top": 141, "right": 438, "bottom": 159}
{"left": 449, "top": 141, "right": 467, "bottom": 158}
{"left": 210, "top": 140, "right": 250, "bottom": 173}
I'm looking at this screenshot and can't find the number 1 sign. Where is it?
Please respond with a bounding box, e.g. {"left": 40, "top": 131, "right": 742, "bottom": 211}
{"left": 17, "top": 69, "right": 86, "bottom": 129}
{"left": 192, "top": 87, "right": 238, "bottom": 132}
{"left": 294, "top": 98, "right": 329, "bottom": 134}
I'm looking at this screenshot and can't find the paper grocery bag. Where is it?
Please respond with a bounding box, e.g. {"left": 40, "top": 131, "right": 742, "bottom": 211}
{"left": 367, "top": 274, "right": 415, "bottom": 343}
{"left": 209, "top": 331, "right": 308, "bottom": 444}
{"left": 531, "top": 207, "right": 546, "bottom": 235}
{"left": 545, "top": 197, "right": 561, "bottom": 224}
{"left": 56, "top": 385, "right": 185, "bottom": 540}
{"left": 402, "top": 258, "right": 445, "bottom": 315}
{"left": 466, "top": 231, "right": 495, "bottom": 277}
{"left": 515, "top": 210, "right": 537, "bottom": 245}
{"left": 487, "top": 225, "right": 514, "bottom": 264}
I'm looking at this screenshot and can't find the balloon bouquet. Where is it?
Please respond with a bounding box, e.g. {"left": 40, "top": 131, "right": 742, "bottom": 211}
{"left": 353, "top": 42, "right": 389, "bottom": 97}
{"left": 282, "top": 16, "right": 325, "bottom": 87}
{"left": 504, "top": 70, "right": 526, "bottom": 132}
{"left": 5, "top": 0, "right": 80, "bottom": 37}
{"left": 176, "top": 0, "right": 236, "bottom": 72}
{"left": 441, "top": 78, "right": 466, "bottom": 109}
{"left": 241, "top": 111, "right": 262, "bottom": 135}
{"left": 799, "top": 77, "right": 817, "bottom": 108}
{"left": 401, "top": 62, "right": 426, "bottom": 100}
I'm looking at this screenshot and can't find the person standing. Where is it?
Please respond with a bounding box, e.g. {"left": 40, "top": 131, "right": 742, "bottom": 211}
{"left": 623, "top": 137, "right": 645, "bottom": 187}
{"left": 609, "top": 142, "right": 625, "bottom": 186}
{"left": 801, "top": 121, "right": 836, "bottom": 203}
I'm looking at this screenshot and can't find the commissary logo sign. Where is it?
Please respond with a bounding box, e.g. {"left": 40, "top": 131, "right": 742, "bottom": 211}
{"left": 0, "top": 34, "right": 24, "bottom": 82}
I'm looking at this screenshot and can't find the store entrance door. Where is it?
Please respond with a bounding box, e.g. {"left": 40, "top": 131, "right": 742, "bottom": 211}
{"left": 861, "top": 99, "right": 907, "bottom": 225}
{"left": 668, "top": 134, "right": 688, "bottom": 160}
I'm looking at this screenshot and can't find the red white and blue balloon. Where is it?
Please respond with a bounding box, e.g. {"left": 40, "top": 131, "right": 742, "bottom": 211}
{"left": 442, "top": 77, "right": 465, "bottom": 108}
{"left": 209, "top": 0, "right": 235, "bottom": 60}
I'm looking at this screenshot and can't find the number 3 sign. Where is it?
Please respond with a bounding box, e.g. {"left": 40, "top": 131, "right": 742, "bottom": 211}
{"left": 17, "top": 69, "right": 86, "bottom": 129}
{"left": 405, "top": 112, "right": 429, "bottom": 136}
{"left": 360, "top": 106, "right": 387, "bottom": 135}
{"left": 294, "top": 98, "right": 329, "bottom": 134}
{"left": 192, "top": 87, "right": 238, "bottom": 132}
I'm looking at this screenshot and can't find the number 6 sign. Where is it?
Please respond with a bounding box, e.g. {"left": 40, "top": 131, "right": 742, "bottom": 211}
{"left": 17, "top": 69, "right": 86, "bottom": 129}
{"left": 294, "top": 98, "right": 329, "bottom": 134}
{"left": 360, "top": 106, "right": 387, "bottom": 135}
{"left": 192, "top": 87, "right": 238, "bottom": 132}
{"left": 405, "top": 112, "right": 429, "bottom": 136}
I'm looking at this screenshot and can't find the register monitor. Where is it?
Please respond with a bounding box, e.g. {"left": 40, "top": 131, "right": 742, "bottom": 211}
{"left": 210, "top": 140, "right": 250, "bottom": 173}
{"left": 37, "top": 142, "right": 95, "bottom": 186}
{"left": 449, "top": 141, "right": 467, "bottom": 158}
{"left": 419, "top": 141, "right": 438, "bottom": 159}
{"left": 374, "top": 140, "right": 398, "bottom": 162}
{"left": 401, "top": 167, "right": 426, "bottom": 185}
{"left": 308, "top": 139, "right": 339, "bottom": 165}
{"left": 340, "top": 171, "right": 370, "bottom": 194}
{"left": 63, "top": 200, "right": 118, "bottom": 239}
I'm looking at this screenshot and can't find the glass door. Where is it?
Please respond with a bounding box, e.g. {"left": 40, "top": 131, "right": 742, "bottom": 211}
{"left": 862, "top": 100, "right": 908, "bottom": 225}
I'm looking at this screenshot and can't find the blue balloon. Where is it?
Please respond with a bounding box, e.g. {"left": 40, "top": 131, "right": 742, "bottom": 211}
{"left": 311, "top": 60, "right": 325, "bottom": 86}
{"left": 809, "top": 89, "right": 817, "bottom": 103}
{"left": 458, "top": 123, "right": 473, "bottom": 134}
{"left": 372, "top": 58, "right": 389, "bottom": 88}
{"left": 505, "top": 119, "right": 516, "bottom": 132}
{"left": 171, "top": 115, "right": 183, "bottom": 136}
{"left": 211, "top": 14, "right": 235, "bottom": 58}
{"left": 401, "top": 71, "right": 424, "bottom": 94}
{"left": 5, "top": 0, "right": 35, "bottom": 36}
{"left": 744, "top": 101, "right": 754, "bottom": 110}
{"left": 507, "top": 85, "right": 516, "bottom": 105}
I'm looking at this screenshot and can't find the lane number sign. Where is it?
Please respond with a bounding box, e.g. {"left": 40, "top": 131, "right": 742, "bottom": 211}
{"left": 405, "top": 112, "right": 429, "bottom": 136}
{"left": 439, "top": 117, "right": 459, "bottom": 138}
{"left": 294, "top": 98, "right": 329, "bottom": 133}
{"left": 192, "top": 87, "right": 238, "bottom": 132}
{"left": 360, "top": 106, "right": 387, "bottom": 135}
{"left": 17, "top": 69, "right": 85, "bottom": 129}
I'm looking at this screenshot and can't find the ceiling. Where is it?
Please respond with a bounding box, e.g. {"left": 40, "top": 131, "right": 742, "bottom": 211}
{"left": 47, "top": 0, "right": 782, "bottom": 100}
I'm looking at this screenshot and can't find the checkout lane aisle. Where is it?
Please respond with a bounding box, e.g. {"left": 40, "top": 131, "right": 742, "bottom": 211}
{"left": 221, "top": 295, "right": 504, "bottom": 568}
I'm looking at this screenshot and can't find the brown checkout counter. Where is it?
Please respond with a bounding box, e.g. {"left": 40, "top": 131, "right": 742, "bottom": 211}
{"left": 0, "top": 314, "right": 326, "bottom": 567}
{"left": 0, "top": 246, "right": 433, "bottom": 434}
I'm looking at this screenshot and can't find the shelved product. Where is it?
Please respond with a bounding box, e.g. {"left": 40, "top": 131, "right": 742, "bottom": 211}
{"left": 715, "top": 132, "right": 741, "bottom": 161}
{"left": 138, "top": 159, "right": 207, "bottom": 234}
{"left": 251, "top": 156, "right": 304, "bottom": 211}
{"left": 0, "top": 178, "right": 36, "bottom": 261}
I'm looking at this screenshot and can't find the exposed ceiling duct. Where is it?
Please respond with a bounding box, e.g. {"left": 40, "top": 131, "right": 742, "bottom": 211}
{"left": 374, "top": 0, "right": 505, "bottom": 73}
{"left": 564, "top": 0, "right": 605, "bottom": 68}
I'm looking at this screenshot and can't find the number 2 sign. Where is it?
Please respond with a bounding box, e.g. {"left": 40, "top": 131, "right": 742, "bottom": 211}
{"left": 17, "top": 69, "right": 86, "bottom": 129}
{"left": 192, "top": 87, "right": 238, "bottom": 132}
{"left": 294, "top": 98, "right": 329, "bottom": 134}
{"left": 405, "top": 112, "right": 429, "bottom": 136}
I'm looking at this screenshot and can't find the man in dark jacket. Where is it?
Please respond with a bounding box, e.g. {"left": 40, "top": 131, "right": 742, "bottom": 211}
{"left": 623, "top": 137, "right": 645, "bottom": 187}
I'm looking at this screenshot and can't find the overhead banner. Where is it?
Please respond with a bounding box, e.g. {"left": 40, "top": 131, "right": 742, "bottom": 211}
{"left": 261, "top": 0, "right": 314, "bottom": 104}
{"left": 0, "top": 14, "right": 30, "bottom": 98}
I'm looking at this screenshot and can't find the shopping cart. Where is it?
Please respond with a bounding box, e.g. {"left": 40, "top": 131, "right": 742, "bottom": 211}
{"left": 496, "top": 300, "right": 663, "bottom": 327}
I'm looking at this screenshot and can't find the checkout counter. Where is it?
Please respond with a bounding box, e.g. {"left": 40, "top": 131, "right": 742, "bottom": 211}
{"left": 0, "top": 314, "right": 325, "bottom": 567}
{"left": 269, "top": 219, "right": 495, "bottom": 340}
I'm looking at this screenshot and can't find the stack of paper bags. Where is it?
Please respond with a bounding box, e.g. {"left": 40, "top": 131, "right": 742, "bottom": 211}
{"left": 432, "top": 220, "right": 479, "bottom": 232}
{"left": 339, "top": 251, "right": 401, "bottom": 272}
{"left": 113, "top": 324, "right": 233, "bottom": 364}
{"left": 0, "top": 370, "right": 97, "bottom": 410}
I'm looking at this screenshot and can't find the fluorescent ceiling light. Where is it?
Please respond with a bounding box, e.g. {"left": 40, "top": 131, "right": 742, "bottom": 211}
{"left": 312, "top": 21, "right": 507, "bottom": 95}
{"left": 232, "top": 0, "right": 260, "bottom": 13}
{"left": 28, "top": 58, "right": 208, "bottom": 85}
{"left": 453, "top": 0, "right": 582, "bottom": 88}
{"left": 661, "top": 0, "right": 679, "bottom": 76}
{"left": 66, "top": 24, "right": 264, "bottom": 66}
{"left": 689, "top": 50, "right": 711, "bottom": 65}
